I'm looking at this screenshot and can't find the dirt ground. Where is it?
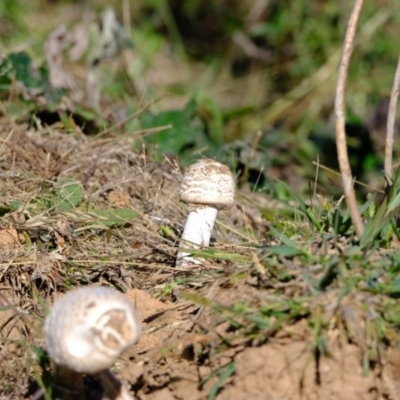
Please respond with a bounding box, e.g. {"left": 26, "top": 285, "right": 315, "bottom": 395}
{"left": 0, "top": 123, "right": 398, "bottom": 400}
{"left": 121, "top": 288, "right": 395, "bottom": 400}
{"left": 1, "top": 283, "right": 398, "bottom": 400}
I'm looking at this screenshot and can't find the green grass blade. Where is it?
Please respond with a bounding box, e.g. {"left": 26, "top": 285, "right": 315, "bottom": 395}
{"left": 276, "top": 179, "right": 322, "bottom": 230}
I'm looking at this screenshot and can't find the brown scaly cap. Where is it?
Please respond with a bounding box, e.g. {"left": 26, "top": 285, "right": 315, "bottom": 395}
{"left": 179, "top": 159, "right": 235, "bottom": 210}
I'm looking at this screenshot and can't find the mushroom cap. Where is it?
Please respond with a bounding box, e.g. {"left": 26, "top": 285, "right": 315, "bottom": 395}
{"left": 179, "top": 159, "right": 235, "bottom": 210}
{"left": 45, "top": 286, "right": 141, "bottom": 374}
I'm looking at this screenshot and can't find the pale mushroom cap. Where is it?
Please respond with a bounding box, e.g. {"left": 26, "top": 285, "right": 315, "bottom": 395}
{"left": 45, "top": 286, "right": 141, "bottom": 374}
{"left": 179, "top": 159, "right": 235, "bottom": 210}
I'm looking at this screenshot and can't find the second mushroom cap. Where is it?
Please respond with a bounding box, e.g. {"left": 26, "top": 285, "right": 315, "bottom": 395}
{"left": 45, "top": 286, "right": 141, "bottom": 374}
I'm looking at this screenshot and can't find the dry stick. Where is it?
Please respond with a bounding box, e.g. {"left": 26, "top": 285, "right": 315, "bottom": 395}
{"left": 0, "top": 137, "right": 32, "bottom": 164}
{"left": 384, "top": 55, "right": 400, "bottom": 184}
{"left": 97, "top": 93, "right": 169, "bottom": 138}
{"left": 241, "top": 130, "right": 263, "bottom": 186}
{"left": 312, "top": 154, "right": 320, "bottom": 206}
{"left": 334, "top": 0, "right": 365, "bottom": 238}
{"left": 311, "top": 161, "right": 384, "bottom": 194}
{"left": 96, "top": 105, "right": 151, "bottom": 138}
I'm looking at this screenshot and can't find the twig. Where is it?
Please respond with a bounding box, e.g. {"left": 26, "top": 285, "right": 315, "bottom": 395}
{"left": 233, "top": 31, "right": 271, "bottom": 62}
{"left": 313, "top": 154, "right": 320, "bottom": 205}
{"left": 247, "top": 0, "right": 270, "bottom": 24}
{"left": 311, "top": 161, "right": 384, "bottom": 194}
{"left": 241, "top": 130, "right": 263, "bottom": 185}
{"left": 122, "top": 0, "right": 131, "bottom": 35}
{"left": 0, "top": 137, "right": 33, "bottom": 164}
{"left": 334, "top": 0, "right": 365, "bottom": 238}
{"left": 384, "top": 55, "right": 400, "bottom": 184}
{"left": 96, "top": 104, "right": 152, "bottom": 138}
{"left": 137, "top": 124, "right": 173, "bottom": 138}
{"left": 97, "top": 93, "right": 169, "bottom": 138}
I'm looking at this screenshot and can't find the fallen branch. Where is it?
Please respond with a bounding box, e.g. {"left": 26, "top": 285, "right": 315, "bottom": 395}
{"left": 334, "top": 0, "right": 365, "bottom": 238}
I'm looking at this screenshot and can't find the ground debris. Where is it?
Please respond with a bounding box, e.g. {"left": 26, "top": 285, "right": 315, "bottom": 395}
{"left": 0, "top": 123, "right": 397, "bottom": 400}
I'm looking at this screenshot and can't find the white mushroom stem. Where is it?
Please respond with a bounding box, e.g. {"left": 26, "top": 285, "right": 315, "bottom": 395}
{"left": 176, "top": 206, "right": 218, "bottom": 265}
{"left": 44, "top": 286, "right": 141, "bottom": 400}
{"left": 176, "top": 159, "right": 235, "bottom": 268}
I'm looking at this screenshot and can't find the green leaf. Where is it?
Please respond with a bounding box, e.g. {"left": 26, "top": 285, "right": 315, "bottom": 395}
{"left": 268, "top": 225, "right": 297, "bottom": 248}
{"left": 0, "top": 56, "right": 12, "bottom": 78}
{"left": 141, "top": 99, "right": 198, "bottom": 154}
{"left": 140, "top": 97, "right": 223, "bottom": 163}
{"left": 360, "top": 168, "right": 400, "bottom": 248}
{"left": 180, "top": 291, "right": 214, "bottom": 307}
{"left": 208, "top": 362, "right": 235, "bottom": 400}
{"left": 195, "top": 92, "right": 223, "bottom": 145}
{"left": 0, "top": 52, "right": 65, "bottom": 113}
{"left": 0, "top": 52, "right": 47, "bottom": 89}
{"left": 180, "top": 248, "right": 250, "bottom": 261}
{"left": 316, "top": 258, "right": 339, "bottom": 291}
{"left": 54, "top": 178, "right": 83, "bottom": 211}
{"left": 0, "top": 204, "right": 11, "bottom": 216}
{"left": 257, "top": 207, "right": 285, "bottom": 230}
{"left": 10, "top": 200, "right": 21, "bottom": 211}
{"left": 89, "top": 208, "right": 138, "bottom": 227}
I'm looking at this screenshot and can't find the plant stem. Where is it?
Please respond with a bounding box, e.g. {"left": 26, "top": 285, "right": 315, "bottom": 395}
{"left": 384, "top": 55, "right": 400, "bottom": 184}
{"left": 334, "top": 0, "right": 365, "bottom": 238}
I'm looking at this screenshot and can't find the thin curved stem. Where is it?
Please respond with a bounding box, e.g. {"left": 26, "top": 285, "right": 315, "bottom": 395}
{"left": 334, "top": 0, "right": 365, "bottom": 238}
{"left": 384, "top": 55, "right": 400, "bottom": 184}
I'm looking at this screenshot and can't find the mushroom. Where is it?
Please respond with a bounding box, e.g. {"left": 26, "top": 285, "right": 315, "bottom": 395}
{"left": 44, "top": 286, "right": 141, "bottom": 400}
{"left": 176, "top": 158, "right": 235, "bottom": 267}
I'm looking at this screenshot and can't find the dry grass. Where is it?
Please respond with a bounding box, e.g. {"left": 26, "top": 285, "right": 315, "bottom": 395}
{"left": 0, "top": 119, "right": 268, "bottom": 399}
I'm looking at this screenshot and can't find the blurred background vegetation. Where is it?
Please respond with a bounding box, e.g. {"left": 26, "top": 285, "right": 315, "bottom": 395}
{"left": 0, "top": 0, "right": 400, "bottom": 197}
